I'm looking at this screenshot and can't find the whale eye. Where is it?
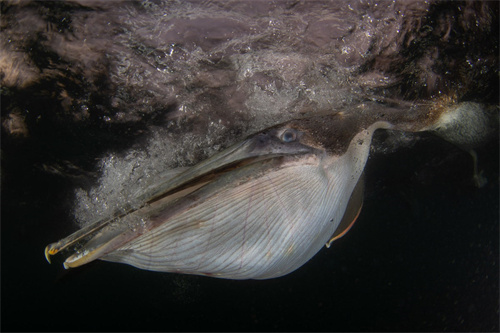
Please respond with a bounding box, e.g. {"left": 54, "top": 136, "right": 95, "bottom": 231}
{"left": 281, "top": 129, "right": 297, "bottom": 143}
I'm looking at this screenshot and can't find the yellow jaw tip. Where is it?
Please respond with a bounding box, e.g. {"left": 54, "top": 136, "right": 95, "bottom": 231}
{"left": 44, "top": 246, "right": 52, "bottom": 264}
{"left": 44, "top": 244, "right": 62, "bottom": 264}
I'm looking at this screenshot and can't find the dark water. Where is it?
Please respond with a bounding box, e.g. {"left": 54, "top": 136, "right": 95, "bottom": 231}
{"left": 2, "top": 132, "right": 498, "bottom": 332}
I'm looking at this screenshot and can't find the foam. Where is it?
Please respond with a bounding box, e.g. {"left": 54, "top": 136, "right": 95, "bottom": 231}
{"left": 70, "top": 0, "right": 434, "bottom": 227}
